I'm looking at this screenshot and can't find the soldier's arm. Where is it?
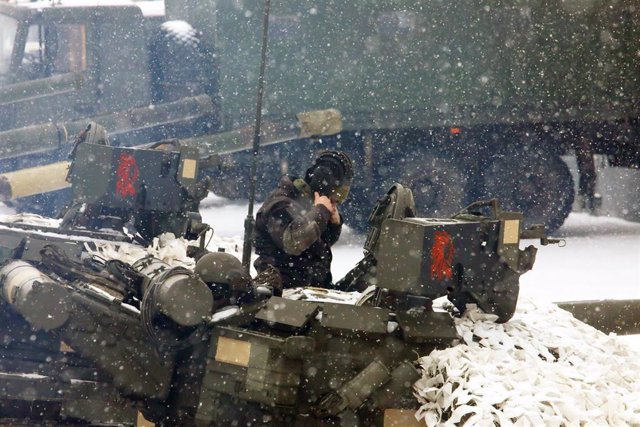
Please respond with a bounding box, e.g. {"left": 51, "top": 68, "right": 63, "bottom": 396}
{"left": 267, "top": 202, "right": 331, "bottom": 256}
{"left": 324, "top": 214, "right": 342, "bottom": 246}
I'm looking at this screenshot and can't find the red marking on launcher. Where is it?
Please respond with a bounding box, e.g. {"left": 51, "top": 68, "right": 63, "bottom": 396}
{"left": 430, "top": 230, "right": 454, "bottom": 281}
{"left": 115, "top": 153, "right": 139, "bottom": 198}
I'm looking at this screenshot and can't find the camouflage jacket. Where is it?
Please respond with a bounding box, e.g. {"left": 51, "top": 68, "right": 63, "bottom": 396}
{"left": 253, "top": 175, "right": 342, "bottom": 288}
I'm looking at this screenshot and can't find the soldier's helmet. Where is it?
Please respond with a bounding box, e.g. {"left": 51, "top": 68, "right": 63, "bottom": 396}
{"left": 305, "top": 150, "right": 354, "bottom": 203}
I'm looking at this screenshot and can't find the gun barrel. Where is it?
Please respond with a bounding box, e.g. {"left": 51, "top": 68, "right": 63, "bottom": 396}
{"left": 0, "top": 95, "right": 215, "bottom": 162}
{"left": 0, "top": 72, "right": 84, "bottom": 106}
{"left": 0, "top": 161, "right": 71, "bottom": 201}
{"left": 179, "top": 108, "right": 343, "bottom": 157}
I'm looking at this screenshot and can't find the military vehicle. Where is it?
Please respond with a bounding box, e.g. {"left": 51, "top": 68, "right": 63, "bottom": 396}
{"left": 0, "top": 123, "right": 579, "bottom": 425}
{"left": 0, "top": 0, "right": 217, "bottom": 213}
{"left": 165, "top": 0, "right": 640, "bottom": 233}
{"left": 0, "top": 0, "right": 216, "bottom": 129}
{"left": 3, "top": 0, "right": 640, "bottom": 232}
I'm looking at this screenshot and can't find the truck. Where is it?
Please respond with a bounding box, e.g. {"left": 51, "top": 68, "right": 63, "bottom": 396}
{"left": 0, "top": 0, "right": 216, "bottom": 129}
{"left": 0, "top": 0, "right": 219, "bottom": 213}
{"left": 165, "top": 0, "right": 640, "bottom": 233}
{"left": 1, "top": 0, "right": 639, "bottom": 233}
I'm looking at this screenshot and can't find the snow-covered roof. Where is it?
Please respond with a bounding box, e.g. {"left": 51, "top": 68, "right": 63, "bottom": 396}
{"left": 2, "top": 0, "right": 163, "bottom": 14}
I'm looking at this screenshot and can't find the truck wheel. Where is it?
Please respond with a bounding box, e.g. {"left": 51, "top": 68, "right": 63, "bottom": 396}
{"left": 340, "top": 189, "right": 374, "bottom": 232}
{"left": 11, "top": 189, "right": 72, "bottom": 218}
{"left": 384, "top": 150, "right": 467, "bottom": 218}
{"left": 483, "top": 149, "right": 574, "bottom": 233}
{"left": 343, "top": 150, "right": 467, "bottom": 232}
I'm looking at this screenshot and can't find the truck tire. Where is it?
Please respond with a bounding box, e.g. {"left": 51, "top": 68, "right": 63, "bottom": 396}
{"left": 483, "top": 148, "right": 574, "bottom": 233}
{"left": 394, "top": 151, "right": 467, "bottom": 218}
{"left": 344, "top": 149, "right": 467, "bottom": 232}
{"left": 11, "top": 188, "right": 72, "bottom": 218}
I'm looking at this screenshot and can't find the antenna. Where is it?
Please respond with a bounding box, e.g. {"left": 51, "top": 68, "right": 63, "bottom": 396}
{"left": 242, "top": 0, "right": 271, "bottom": 273}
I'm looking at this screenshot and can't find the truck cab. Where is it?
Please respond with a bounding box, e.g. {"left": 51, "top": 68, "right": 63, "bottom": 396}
{"left": 0, "top": 0, "right": 212, "bottom": 131}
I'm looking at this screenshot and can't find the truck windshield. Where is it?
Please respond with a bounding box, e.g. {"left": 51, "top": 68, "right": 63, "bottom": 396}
{"left": 0, "top": 17, "right": 88, "bottom": 83}
{"left": 22, "top": 23, "right": 88, "bottom": 77}
{"left": 0, "top": 15, "right": 18, "bottom": 77}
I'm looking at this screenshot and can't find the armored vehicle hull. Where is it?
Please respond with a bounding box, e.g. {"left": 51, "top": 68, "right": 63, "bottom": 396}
{"left": 0, "top": 146, "right": 635, "bottom": 425}
{"left": 0, "top": 139, "right": 566, "bottom": 425}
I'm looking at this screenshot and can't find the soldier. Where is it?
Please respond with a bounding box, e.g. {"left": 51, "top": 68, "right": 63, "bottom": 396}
{"left": 253, "top": 150, "right": 353, "bottom": 289}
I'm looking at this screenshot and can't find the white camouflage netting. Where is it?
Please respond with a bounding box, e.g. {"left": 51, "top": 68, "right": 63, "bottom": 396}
{"left": 86, "top": 232, "right": 242, "bottom": 269}
{"left": 415, "top": 299, "right": 640, "bottom": 427}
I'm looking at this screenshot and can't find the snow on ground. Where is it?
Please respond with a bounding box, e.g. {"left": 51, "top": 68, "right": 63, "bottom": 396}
{"left": 520, "top": 212, "right": 640, "bottom": 303}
